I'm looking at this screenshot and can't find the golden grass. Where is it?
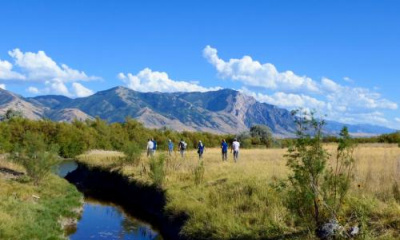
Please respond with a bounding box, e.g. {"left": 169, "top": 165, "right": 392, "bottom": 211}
{"left": 77, "top": 144, "right": 400, "bottom": 239}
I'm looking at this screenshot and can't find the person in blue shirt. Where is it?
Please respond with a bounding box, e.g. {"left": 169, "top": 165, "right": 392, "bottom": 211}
{"left": 168, "top": 139, "right": 174, "bottom": 156}
{"left": 152, "top": 138, "right": 157, "bottom": 155}
{"left": 197, "top": 140, "right": 205, "bottom": 160}
{"left": 221, "top": 139, "right": 228, "bottom": 161}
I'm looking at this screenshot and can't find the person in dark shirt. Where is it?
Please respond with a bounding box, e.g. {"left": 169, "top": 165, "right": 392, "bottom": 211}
{"left": 152, "top": 138, "right": 157, "bottom": 155}
{"left": 197, "top": 140, "right": 205, "bottom": 160}
{"left": 221, "top": 139, "right": 228, "bottom": 161}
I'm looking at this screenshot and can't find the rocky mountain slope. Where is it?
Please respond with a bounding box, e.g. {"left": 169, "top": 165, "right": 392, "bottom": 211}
{"left": 0, "top": 87, "right": 396, "bottom": 136}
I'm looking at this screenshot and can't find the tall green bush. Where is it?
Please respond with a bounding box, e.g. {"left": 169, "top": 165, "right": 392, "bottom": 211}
{"left": 122, "top": 142, "right": 142, "bottom": 166}
{"left": 285, "top": 110, "right": 356, "bottom": 238}
{"left": 10, "top": 131, "right": 60, "bottom": 185}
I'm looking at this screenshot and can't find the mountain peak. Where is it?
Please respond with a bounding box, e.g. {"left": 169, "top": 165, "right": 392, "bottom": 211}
{"left": 0, "top": 87, "right": 395, "bottom": 135}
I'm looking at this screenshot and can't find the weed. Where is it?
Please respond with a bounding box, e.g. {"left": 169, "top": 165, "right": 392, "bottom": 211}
{"left": 149, "top": 154, "right": 165, "bottom": 187}
{"left": 194, "top": 161, "right": 205, "bottom": 185}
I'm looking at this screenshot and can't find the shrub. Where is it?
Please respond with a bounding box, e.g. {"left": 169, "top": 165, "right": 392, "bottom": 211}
{"left": 10, "top": 131, "right": 60, "bottom": 185}
{"left": 285, "top": 110, "right": 356, "bottom": 238}
{"left": 121, "top": 142, "right": 142, "bottom": 166}
{"left": 149, "top": 154, "right": 166, "bottom": 187}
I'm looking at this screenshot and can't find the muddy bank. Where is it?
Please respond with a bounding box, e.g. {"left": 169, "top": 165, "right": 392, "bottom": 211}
{"left": 65, "top": 163, "right": 187, "bottom": 240}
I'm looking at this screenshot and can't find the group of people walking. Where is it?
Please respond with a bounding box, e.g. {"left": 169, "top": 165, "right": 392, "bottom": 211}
{"left": 147, "top": 138, "right": 240, "bottom": 162}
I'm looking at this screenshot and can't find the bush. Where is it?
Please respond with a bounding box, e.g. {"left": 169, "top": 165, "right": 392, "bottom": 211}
{"left": 149, "top": 154, "right": 166, "bottom": 187}
{"left": 10, "top": 131, "right": 60, "bottom": 185}
{"left": 285, "top": 110, "right": 356, "bottom": 238}
{"left": 121, "top": 142, "right": 142, "bottom": 166}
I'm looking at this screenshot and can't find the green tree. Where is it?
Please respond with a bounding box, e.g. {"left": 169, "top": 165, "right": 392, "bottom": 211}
{"left": 250, "top": 124, "right": 273, "bottom": 147}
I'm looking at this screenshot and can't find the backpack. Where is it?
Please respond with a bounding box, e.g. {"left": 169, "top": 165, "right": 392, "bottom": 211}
{"left": 182, "top": 142, "right": 187, "bottom": 150}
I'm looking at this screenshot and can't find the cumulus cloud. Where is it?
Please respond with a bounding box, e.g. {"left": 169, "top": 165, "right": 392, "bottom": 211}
{"left": 203, "top": 45, "right": 320, "bottom": 93}
{"left": 0, "top": 84, "right": 5, "bottom": 90}
{"left": 322, "top": 78, "right": 397, "bottom": 111}
{"left": 118, "top": 68, "right": 221, "bottom": 92}
{"left": 204, "top": 45, "right": 399, "bottom": 127}
{"left": 7, "top": 49, "right": 98, "bottom": 82}
{"left": 240, "top": 88, "right": 326, "bottom": 109}
{"left": 0, "top": 59, "right": 25, "bottom": 80}
{"left": 71, "top": 82, "right": 94, "bottom": 97}
{"left": 27, "top": 86, "right": 39, "bottom": 94}
{"left": 0, "top": 48, "right": 98, "bottom": 98}
{"left": 343, "top": 76, "right": 354, "bottom": 83}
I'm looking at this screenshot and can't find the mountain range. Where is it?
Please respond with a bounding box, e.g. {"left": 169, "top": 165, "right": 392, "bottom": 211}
{"left": 0, "top": 87, "right": 396, "bottom": 136}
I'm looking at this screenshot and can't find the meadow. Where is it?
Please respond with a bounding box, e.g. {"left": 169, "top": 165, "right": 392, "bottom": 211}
{"left": 77, "top": 144, "right": 400, "bottom": 239}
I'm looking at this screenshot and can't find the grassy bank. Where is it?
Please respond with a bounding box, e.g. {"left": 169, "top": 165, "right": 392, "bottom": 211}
{"left": 77, "top": 144, "right": 400, "bottom": 239}
{"left": 0, "top": 157, "right": 82, "bottom": 240}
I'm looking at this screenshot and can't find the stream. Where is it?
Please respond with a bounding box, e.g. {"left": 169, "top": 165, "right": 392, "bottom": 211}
{"left": 55, "top": 160, "right": 162, "bottom": 240}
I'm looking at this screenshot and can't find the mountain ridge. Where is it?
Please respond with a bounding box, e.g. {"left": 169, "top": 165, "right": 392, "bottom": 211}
{"left": 0, "top": 87, "right": 396, "bottom": 136}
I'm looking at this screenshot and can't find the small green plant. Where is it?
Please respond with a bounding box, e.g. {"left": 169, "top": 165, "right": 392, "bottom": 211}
{"left": 121, "top": 142, "right": 142, "bottom": 166}
{"left": 10, "top": 131, "right": 60, "bottom": 185}
{"left": 194, "top": 161, "right": 205, "bottom": 185}
{"left": 149, "top": 154, "right": 166, "bottom": 187}
{"left": 393, "top": 181, "right": 400, "bottom": 203}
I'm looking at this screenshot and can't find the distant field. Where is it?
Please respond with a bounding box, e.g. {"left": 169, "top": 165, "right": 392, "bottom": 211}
{"left": 77, "top": 144, "right": 400, "bottom": 239}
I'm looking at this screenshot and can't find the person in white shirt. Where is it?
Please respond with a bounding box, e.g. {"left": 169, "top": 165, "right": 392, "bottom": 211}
{"left": 231, "top": 138, "right": 240, "bottom": 162}
{"left": 147, "top": 138, "right": 154, "bottom": 157}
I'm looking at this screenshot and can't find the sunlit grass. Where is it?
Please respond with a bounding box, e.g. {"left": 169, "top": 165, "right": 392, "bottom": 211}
{"left": 77, "top": 144, "right": 400, "bottom": 239}
{"left": 0, "top": 171, "right": 82, "bottom": 240}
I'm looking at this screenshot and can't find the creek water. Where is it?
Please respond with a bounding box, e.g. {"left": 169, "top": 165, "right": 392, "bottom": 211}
{"left": 55, "top": 160, "right": 162, "bottom": 240}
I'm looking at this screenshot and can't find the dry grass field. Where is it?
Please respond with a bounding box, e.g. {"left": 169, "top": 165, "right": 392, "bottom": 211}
{"left": 77, "top": 144, "right": 400, "bottom": 239}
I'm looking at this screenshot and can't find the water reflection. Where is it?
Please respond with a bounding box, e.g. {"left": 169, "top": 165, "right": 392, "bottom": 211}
{"left": 70, "top": 199, "right": 161, "bottom": 240}
{"left": 54, "top": 160, "right": 78, "bottom": 178}
{"left": 55, "top": 161, "right": 162, "bottom": 240}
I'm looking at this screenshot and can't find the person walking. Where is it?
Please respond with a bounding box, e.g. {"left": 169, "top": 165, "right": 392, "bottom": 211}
{"left": 147, "top": 138, "right": 154, "bottom": 157}
{"left": 168, "top": 139, "right": 174, "bottom": 156}
{"left": 152, "top": 138, "right": 157, "bottom": 155}
{"left": 231, "top": 138, "right": 240, "bottom": 162}
{"left": 178, "top": 139, "right": 187, "bottom": 159}
{"left": 197, "top": 140, "right": 205, "bottom": 160}
{"left": 221, "top": 139, "right": 228, "bottom": 161}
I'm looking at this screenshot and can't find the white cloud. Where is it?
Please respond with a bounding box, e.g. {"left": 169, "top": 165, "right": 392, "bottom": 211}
{"left": 0, "top": 59, "right": 25, "bottom": 80}
{"left": 0, "top": 48, "right": 99, "bottom": 98}
{"left": 204, "top": 45, "right": 399, "bottom": 127}
{"left": 118, "top": 68, "right": 221, "bottom": 92}
{"left": 203, "top": 45, "right": 320, "bottom": 93}
{"left": 0, "top": 84, "right": 5, "bottom": 90}
{"left": 322, "top": 78, "right": 397, "bottom": 111}
{"left": 395, "top": 118, "right": 400, "bottom": 123}
{"left": 46, "top": 80, "right": 70, "bottom": 96}
{"left": 7, "top": 49, "right": 98, "bottom": 82}
{"left": 27, "top": 86, "right": 39, "bottom": 94}
{"left": 72, "top": 82, "right": 94, "bottom": 97}
{"left": 240, "top": 88, "right": 326, "bottom": 109}
{"left": 343, "top": 76, "right": 354, "bottom": 83}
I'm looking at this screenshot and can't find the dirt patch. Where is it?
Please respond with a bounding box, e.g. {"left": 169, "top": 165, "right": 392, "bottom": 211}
{"left": 0, "top": 167, "right": 24, "bottom": 180}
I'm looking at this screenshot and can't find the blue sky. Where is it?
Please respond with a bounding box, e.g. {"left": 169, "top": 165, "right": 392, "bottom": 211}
{"left": 0, "top": 0, "right": 399, "bottom": 128}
